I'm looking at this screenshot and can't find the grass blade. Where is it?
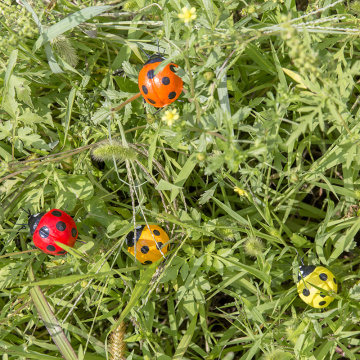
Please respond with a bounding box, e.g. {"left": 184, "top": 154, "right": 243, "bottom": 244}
{"left": 28, "top": 266, "right": 79, "bottom": 360}
{"left": 34, "top": 6, "right": 112, "bottom": 51}
{"left": 172, "top": 313, "right": 198, "bottom": 360}
{"left": 62, "top": 87, "right": 77, "bottom": 149}
{"left": 109, "top": 264, "right": 156, "bottom": 332}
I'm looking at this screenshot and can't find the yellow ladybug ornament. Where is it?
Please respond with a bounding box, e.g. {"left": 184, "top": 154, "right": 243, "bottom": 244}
{"left": 126, "top": 225, "right": 169, "bottom": 265}
{"left": 297, "top": 265, "right": 338, "bottom": 308}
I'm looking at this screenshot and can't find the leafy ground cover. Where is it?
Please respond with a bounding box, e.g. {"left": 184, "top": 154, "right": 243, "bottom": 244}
{"left": 1, "top": 0, "right": 360, "bottom": 359}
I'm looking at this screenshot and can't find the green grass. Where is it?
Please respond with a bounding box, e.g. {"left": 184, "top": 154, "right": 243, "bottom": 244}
{"left": 1, "top": 0, "right": 360, "bottom": 359}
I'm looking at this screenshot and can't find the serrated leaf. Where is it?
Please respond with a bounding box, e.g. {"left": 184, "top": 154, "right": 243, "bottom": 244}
{"left": 12, "top": 75, "right": 33, "bottom": 108}
{"left": 18, "top": 109, "right": 52, "bottom": 126}
{"left": 198, "top": 184, "right": 217, "bottom": 205}
{"left": 91, "top": 107, "right": 111, "bottom": 124}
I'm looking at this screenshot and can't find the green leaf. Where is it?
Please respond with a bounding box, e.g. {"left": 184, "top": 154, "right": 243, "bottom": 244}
{"left": 28, "top": 266, "right": 78, "bottom": 360}
{"left": 64, "top": 175, "right": 94, "bottom": 200}
{"left": 62, "top": 87, "right": 77, "bottom": 149}
{"left": 213, "top": 254, "right": 271, "bottom": 284}
{"left": 198, "top": 184, "right": 217, "bottom": 205}
{"left": 271, "top": 41, "right": 287, "bottom": 88}
{"left": 212, "top": 197, "right": 248, "bottom": 225}
{"left": 217, "top": 71, "right": 231, "bottom": 114}
{"left": 27, "top": 268, "right": 136, "bottom": 287}
{"left": 18, "top": 109, "right": 52, "bottom": 126}
{"left": 109, "top": 264, "right": 157, "bottom": 333}
{"left": 170, "top": 153, "right": 197, "bottom": 201}
{"left": 148, "top": 125, "right": 160, "bottom": 174}
{"left": 155, "top": 179, "right": 183, "bottom": 191}
{"left": 282, "top": 68, "right": 307, "bottom": 88}
{"left": 172, "top": 313, "right": 198, "bottom": 360}
{"left": 19, "top": 0, "right": 63, "bottom": 73}
{"left": 245, "top": 43, "right": 276, "bottom": 75}
{"left": 33, "top": 6, "right": 112, "bottom": 51}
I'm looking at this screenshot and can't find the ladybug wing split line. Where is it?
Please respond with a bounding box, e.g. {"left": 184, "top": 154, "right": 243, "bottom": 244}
{"left": 126, "top": 224, "right": 169, "bottom": 265}
{"left": 296, "top": 265, "right": 338, "bottom": 308}
{"left": 138, "top": 57, "right": 183, "bottom": 108}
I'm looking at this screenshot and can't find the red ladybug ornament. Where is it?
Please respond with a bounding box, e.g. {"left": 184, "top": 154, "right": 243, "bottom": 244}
{"left": 138, "top": 54, "right": 183, "bottom": 108}
{"left": 28, "top": 209, "right": 78, "bottom": 255}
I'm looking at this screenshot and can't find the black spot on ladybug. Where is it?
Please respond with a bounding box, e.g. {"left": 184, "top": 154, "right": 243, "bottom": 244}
{"left": 320, "top": 293, "right": 326, "bottom": 298}
{"left": 319, "top": 273, "right": 328, "bottom": 281}
{"left": 148, "top": 98, "right": 156, "bottom": 104}
{"left": 141, "top": 246, "right": 149, "bottom": 254}
{"left": 333, "top": 278, "right": 337, "bottom": 284}
{"left": 142, "top": 85, "right": 148, "bottom": 95}
{"left": 58, "top": 250, "right": 66, "bottom": 254}
{"left": 52, "top": 210, "right": 62, "bottom": 217}
{"left": 147, "top": 70, "right": 155, "bottom": 79}
{"left": 319, "top": 301, "right": 326, "bottom": 306}
{"left": 302, "top": 288, "right": 310, "bottom": 296}
{"left": 56, "top": 221, "right": 66, "bottom": 231}
{"left": 39, "top": 226, "right": 49, "bottom": 238}
{"left": 153, "top": 230, "right": 160, "bottom": 236}
{"left": 169, "top": 65, "right": 177, "bottom": 73}
{"left": 71, "top": 228, "right": 77, "bottom": 237}
{"left": 162, "top": 77, "right": 170, "bottom": 85}
{"left": 168, "top": 92, "right": 176, "bottom": 100}
{"left": 143, "top": 260, "right": 152, "bottom": 265}
{"left": 156, "top": 242, "right": 163, "bottom": 250}
{"left": 46, "top": 245, "right": 56, "bottom": 252}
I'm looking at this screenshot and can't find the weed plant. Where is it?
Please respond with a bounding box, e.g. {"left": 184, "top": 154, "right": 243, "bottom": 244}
{"left": 1, "top": 0, "right": 360, "bottom": 359}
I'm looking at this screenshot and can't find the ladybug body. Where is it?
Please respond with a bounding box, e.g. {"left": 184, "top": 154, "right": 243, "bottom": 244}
{"left": 138, "top": 55, "right": 183, "bottom": 108}
{"left": 126, "top": 225, "right": 169, "bottom": 264}
{"left": 297, "top": 265, "right": 337, "bottom": 308}
{"left": 28, "top": 209, "right": 78, "bottom": 255}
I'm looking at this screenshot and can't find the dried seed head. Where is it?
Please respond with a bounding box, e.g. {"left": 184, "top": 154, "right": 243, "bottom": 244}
{"left": 109, "top": 321, "right": 126, "bottom": 360}
{"left": 214, "top": 220, "right": 236, "bottom": 241}
{"left": 92, "top": 141, "right": 138, "bottom": 162}
{"left": 243, "top": 237, "right": 264, "bottom": 258}
{"left": 262, "top": 349, "right": 291, "bottom": 360}
{"left": 51, "top": 35, "right": 79, "bottom": 67}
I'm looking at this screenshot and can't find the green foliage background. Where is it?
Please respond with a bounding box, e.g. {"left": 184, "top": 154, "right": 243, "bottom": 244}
{"left": 1, "top": 0, "right": 360, "bottom": 359}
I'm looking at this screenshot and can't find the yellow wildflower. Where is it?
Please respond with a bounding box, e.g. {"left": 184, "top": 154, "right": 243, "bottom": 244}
{"left": 234, "top": 186, "right": 247, "bottom": 197}
{"left": 162, "top": 109, "right": 179, "bottom": 126}
{"left": 178, "top": 7, "right": 197, "bottom": 24}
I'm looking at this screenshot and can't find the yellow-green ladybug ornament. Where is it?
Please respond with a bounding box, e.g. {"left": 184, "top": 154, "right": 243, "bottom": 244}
{"left": 297, "top": 265, "right": 338, "bottom": 308}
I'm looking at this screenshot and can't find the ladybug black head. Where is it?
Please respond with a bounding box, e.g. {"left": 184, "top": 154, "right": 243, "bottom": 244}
{"left": 144, "top": 54, "right": 165, "bottom": 66}
{"left": 28, "top": 212, "right": 45, "bottom": 235}
{"left": 297, "top": 265, "right": 316, "bottom": 282}
{"left": 126, "top": 225, "right": 145, "bottom": 247}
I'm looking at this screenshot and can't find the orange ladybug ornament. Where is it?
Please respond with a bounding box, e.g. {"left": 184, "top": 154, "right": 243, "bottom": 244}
{"left": 126, "top": 225, "right": 169, "bottom": 264}
{"left": 138, "top": 54, "right": 183, "bottom": 108}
